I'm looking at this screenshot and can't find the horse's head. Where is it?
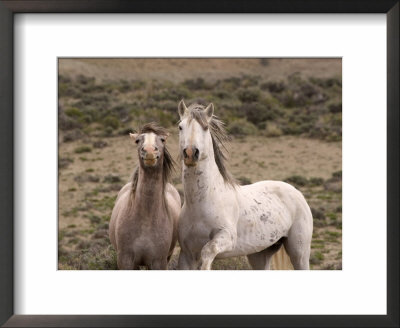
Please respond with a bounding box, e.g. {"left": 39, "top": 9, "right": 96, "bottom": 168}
{"left": 130, "top": 123, "right": 169, "bottom": 169}
{"left": 178, "top": 100, "right": 214, "bottom": 167}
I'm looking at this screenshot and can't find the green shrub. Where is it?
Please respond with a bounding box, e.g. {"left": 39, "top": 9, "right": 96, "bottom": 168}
{"left": 309, "top": 77, "right": 341, "bottom": 88}
{"left": 309, "top": 177, "right": 324, "bottom": 186}
{"left": 63, "top": 130, "right": 84, "bottom": 142}
{"left": 261, "top": 81, "right": 286, "bottom": 93}
{"left": 263, "top": 122, "right": 283, "bottom": 137}
{"left": 116, "top": 80, "right": 131, "bottom": 93}
{"left": 74, "top": 173, "right": 99, "bottom": 183}
{"left": 310, "top": 251, "right": 324, "bottom": 265}
{"left": 217, "top": 77, "right": 242, "bottom": 91}
{"left": 241, "top": 103, "right": 276, "bottom": 126}
{"left": 285, "top": 175, "right": 308, "bottom": 186}
{"left": 65, "top": 107, "right": 84, "bottom": 118}
{"left": 259, "top": 58, "right": 270, "bottom": 67}
{"left": 328, "top": 102, "right": 342, "bottom": 113}
{"left": 131, "top": 80, "right": 146, "bottom": 90}
{"left": 152, "top": 87, "right": 190, "bottom": 101}
{"left": 92, "top": 140, "right": 108, "bottom": 148}
{"left": 88, "top": 214, "right": 101, "bottom": 224}
{"left": 183, "top": 78, "right": 212, "bottom": 90}
{"left": 103, "top": 127, "right": 114, "bottom": 136}
{"left": 241, "top": 75, "right": 259, "bottom": 87}
{"left": 74, "top": 146, "right": 92, "bottom": 154}
{"left": 227, "top": 119, "right": 258, "bottom": 137}
{"left": 59, "top": 111, "right": 82, "bottom": 131}
{"left": 103, "top": 174, "right": 122, "bottom": 183}
{"left": 102, "top": 116, "right": 120, "bottom": 129}
{"left": 76, "top": 74, "right": 95, "bottom": 85}
{"left": 237, "top": 176, "right": 252, "bottom": 185}
{"left": 332, "top": 170, "right": 342, "bottom": 179}
{"left": 59, "top": 157, "right": 74, "bottom": 169}
{"left": 237, "top": 88, "right": 260, "bottom": 103}
{"left": 213, "top": 89, "right": 231, "bottom": 100}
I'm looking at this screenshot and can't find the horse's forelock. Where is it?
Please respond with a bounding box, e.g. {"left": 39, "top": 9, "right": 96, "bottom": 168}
{"left": 139, "top": 122, "right": 169, "bottom": 137}
{"left": 131, "top": 122, "right": 175, "bottom": 196}
{"left": 185, "top": 104, "right": 237, "bottom": 187}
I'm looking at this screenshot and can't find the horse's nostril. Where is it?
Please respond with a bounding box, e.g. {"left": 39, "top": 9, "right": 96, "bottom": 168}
{"left": 194, "top": 148, "right": 200, "bottom": 159}
{"left": 183, "top": 148, "right": 188, "bottom": 158}
{"left": 154, "top": 146, "right": 158, "bottom": 151}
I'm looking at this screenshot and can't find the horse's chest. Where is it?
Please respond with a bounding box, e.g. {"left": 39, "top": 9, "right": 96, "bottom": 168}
{"left": 118, "top": 213, "right": 173, "bottom": 249}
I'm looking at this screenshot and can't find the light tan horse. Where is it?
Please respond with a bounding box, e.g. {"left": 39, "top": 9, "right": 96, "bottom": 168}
{"left": 109, "top": 123, "right": 181, "bottom": 269}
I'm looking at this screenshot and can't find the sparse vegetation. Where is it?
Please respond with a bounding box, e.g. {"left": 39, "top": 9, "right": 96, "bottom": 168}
{"left": 237, "top": 176, "right": 252, "bottom": 185}
{"left": 74, "top": 146, "right": 92, "bottom": 154}
{"left": 285, "top": 175, "right": 309, "bottom": 187}
{"left": 58, "top": 63, "right": 341, "bottom": 142}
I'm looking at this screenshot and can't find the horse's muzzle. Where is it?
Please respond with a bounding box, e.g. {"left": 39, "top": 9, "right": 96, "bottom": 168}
{"left": 183, "top": 146, "right": 199, "bottom": 166}
{"left": 141, "top": 152, "right": 159, "bottom": 167}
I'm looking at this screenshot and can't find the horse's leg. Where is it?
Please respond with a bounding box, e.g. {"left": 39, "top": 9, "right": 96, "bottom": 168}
{"left": 283, "top": 222, "right": 312, "bottom": 270}
{"left": 117, "top": 251, "right": 136, "bottom": 270}
{"left": 178, "top": 249, "right": 198, "bottom": 270}
{"left": 150, "top": 258, "right": 168, "bottom": 270}
{"left": 200, "top": 230, "right": 235, "bottom": 270}
{"left": 247, "top": 252, "right": 267, "bottom": 269}
{"left": 247, "top": 241, "right": 283, "bottom": 270}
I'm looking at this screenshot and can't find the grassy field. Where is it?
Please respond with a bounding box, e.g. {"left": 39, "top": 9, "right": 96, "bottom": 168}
{"left": 58, "top": 58, "right": 342, "bottom": 270}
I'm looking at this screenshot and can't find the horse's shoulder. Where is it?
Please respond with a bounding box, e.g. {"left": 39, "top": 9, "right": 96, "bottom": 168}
{"left": 117, "top": 182, "right": 132, "bottom": 198}
{"left": 165, "top": 182, "right": 178, "bottom": 196}
{"left": 239, "top": 180, "right": 303, "bottom": 202}
{"left": 165, "top": 183, "right": 181, "bottom": 207}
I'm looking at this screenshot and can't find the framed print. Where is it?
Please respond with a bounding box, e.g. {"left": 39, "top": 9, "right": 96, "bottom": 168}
{"left": 0, "top": 1, "right": 398, "bottom": 327}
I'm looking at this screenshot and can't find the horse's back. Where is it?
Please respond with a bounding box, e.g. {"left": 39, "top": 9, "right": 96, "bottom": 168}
{"left": 240, "top": 180, "right": 311, "bottom": 220}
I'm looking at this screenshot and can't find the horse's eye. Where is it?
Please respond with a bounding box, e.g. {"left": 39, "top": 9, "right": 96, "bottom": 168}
{"left": 135, "top": 139, "right": 140, "bottom": 144}
{"left": 179, "top": 125, "right": 182, "bottom": 131}
{"left": 160, "top": 138, "right": 165, "bottom": 143}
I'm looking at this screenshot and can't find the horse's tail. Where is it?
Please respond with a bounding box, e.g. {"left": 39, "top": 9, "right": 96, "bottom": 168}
{"left": 271, "top": 247, "right": 293, "bottom": 270}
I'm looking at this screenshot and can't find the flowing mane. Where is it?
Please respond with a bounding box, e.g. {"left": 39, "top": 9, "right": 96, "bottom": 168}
{"left": 130, "top": 122, "right": 175, "bottom": 194}
{"left": 184, "top": 104, "right": 237, "bottom": 187}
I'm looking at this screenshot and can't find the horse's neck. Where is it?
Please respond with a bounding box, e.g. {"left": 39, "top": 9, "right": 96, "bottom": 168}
{"left": 183, "top": 155, "right": 224, "bottom": 204}
{"left": 134, "top": 167, "right": 165, "bottom": 214}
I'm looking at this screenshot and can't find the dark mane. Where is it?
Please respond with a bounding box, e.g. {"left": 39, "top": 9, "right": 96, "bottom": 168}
{"left": 131, "top": 122, "right": 175, "bottom": 194}
{"left": 185, "top": 104, "right": 237, "bottom": 187}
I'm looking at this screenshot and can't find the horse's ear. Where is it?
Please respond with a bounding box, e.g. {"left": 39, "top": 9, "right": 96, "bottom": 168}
{"left": 204, "top": 103, "right": 214, "bottom": 122}
{"left": 160, "top": 132, "right": 169, "bottom": 143}
{"left": 178, "top": 99, "right": 188, "bottom": 119}
{"left": 129, "top": 133, "right": 138, "bottom": 140}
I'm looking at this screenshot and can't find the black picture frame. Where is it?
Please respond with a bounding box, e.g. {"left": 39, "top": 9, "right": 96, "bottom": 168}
{"left": 0, "top": 1, "right": 398, "bottom": 327}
